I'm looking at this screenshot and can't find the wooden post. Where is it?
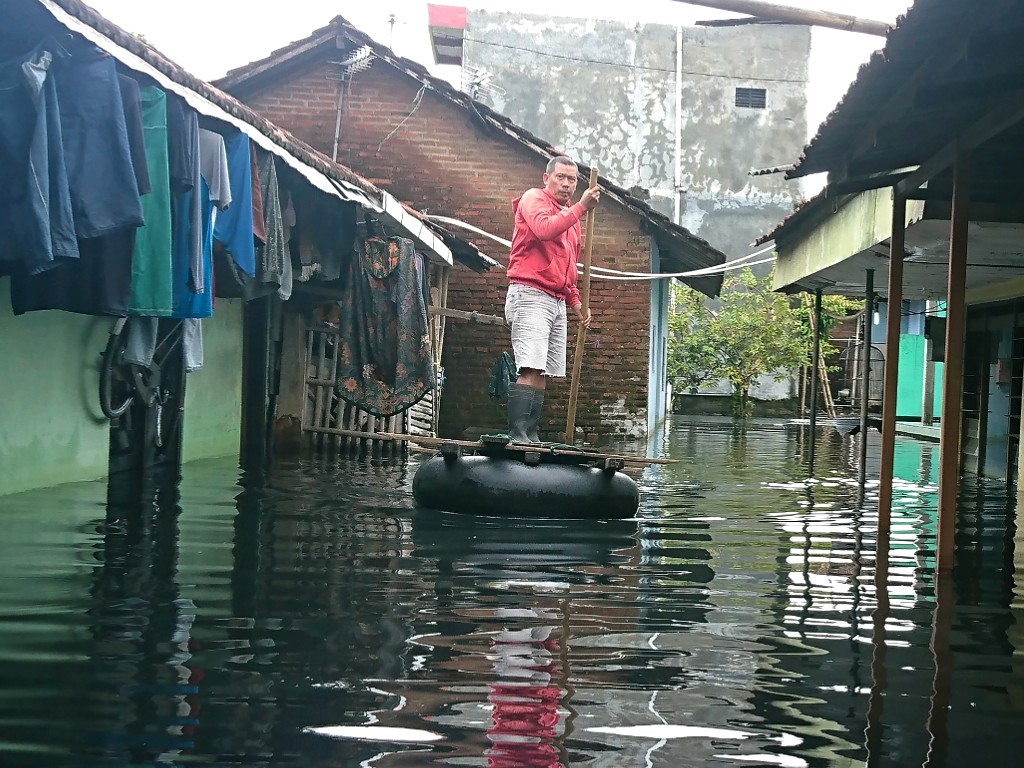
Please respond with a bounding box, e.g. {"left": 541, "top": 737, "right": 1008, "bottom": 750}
{"left": 937, "top": 154, "right": 971, "bottom": 572}
{"left": 859, "top": 269, "right": 875, "bottom": 490}
{"left": 565, "top": 167, "right": 599, "bottom": 443}
{"left": 922, "top": 300, "right": 936, "bottom": 427}
{"left": 878, "top": 195, "right": 907, "bottom": 533}
{"left": 808, "top": 288, "right": 822, "bottom": 475}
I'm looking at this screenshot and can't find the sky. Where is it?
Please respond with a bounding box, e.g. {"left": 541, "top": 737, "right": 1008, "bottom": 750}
{"left": 81, "top": 0, "right": 914, "bottom": 159}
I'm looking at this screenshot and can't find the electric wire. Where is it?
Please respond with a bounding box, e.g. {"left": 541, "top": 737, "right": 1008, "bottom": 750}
{"left": 462, "top": 36, "right": 808, "bottom": 84}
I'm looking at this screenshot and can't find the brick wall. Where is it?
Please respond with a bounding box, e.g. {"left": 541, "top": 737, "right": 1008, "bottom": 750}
{"left": 238, "top": 60, "right": 654, "bottom": 440}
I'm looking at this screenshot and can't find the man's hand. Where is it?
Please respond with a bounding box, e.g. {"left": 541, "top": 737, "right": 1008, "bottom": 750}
{"left": 579, "top": 186, "right": 601, "bottom": 211}
{"left": 573, "top": 305, "right": 592, "bottom": 328}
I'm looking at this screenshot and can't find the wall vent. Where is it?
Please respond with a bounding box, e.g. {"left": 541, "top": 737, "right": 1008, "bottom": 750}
{"left": 735, "top": 87, "right": 767, "bottom": 109}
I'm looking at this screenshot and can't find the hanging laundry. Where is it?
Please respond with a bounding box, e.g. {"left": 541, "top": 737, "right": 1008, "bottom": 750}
{"left": 171, "top": 129, "right": 229, "bottom": 319}
{"left": 167, "top": 94, "right": 200, "bottom": 312}
{"left": 250, "top": 141, "right": 266, "bottom": 245}
{"left": 213, "top": 148, "right": 291, "bottom": 302}
{"left": 10, "top": 47, "right": 150, "bottom": 317}
{"left": 0, "top": 46, "right": 78, "bottom": 275}
{"left": 54, "top": 43, "right": 143, "bottom": 238}
{"left": 212, "top": 131, "right": 255, "bottom": 277}
{"left": 128, "top": 84, "right": 173, "bottom": 317}
{"left": 335, "top": 237, "right": 435, "bottom": 417}
{"left": 293, "top": 187, "right": 356, "bottom": 282}
{"left": 117, "top": 75, "right": 151, "bottom": 196}
{"left": 256, "top": 152, "right": 289, "bottom": 296}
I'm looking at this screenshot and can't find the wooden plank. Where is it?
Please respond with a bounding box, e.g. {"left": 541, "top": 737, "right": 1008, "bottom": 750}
{"left": 277, "top": 312, "right": 308, "bottom": 422}
{"left": 302, "top": 325, "right": 315, "bottom": 434}
{"left": 312, "top": 330, "right": 328, "bottom": 450}
{"left": 329, "top": 330, "right": 341, "bottom": 453}
{"left": 304, "top": 424, "right": 674, "bottom": 465}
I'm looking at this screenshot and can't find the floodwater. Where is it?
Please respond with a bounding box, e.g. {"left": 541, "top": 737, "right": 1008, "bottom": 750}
{"left": 1, "top": 417, "right": 1022, "bottom": 768}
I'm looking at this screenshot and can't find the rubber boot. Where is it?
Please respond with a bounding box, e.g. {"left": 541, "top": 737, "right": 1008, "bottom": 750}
{"left": 526, "top": 388, "right": 545, "bottom": 443}
{"left": 506, "top": 383, "right": 535, "bottom": 444}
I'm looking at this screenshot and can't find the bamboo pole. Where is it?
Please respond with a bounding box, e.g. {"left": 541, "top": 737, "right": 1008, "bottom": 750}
{"left": 675, "top": 1, "right": 890, "bottom": 36}
{"left": 565, "top": 167, "right": 599, "bottom": 442}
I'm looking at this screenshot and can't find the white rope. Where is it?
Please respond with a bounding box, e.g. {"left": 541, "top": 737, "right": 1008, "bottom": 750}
{"left": 424, "top": 214, "right": 776, "bottom": 281}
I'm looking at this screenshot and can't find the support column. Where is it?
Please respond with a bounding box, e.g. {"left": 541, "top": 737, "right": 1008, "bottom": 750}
{"left": 922, "top": 300, "right": 936, "bottom": 427}
{"left": 878, "top": 196, "right": 907, "bottom": 533}
{"left": 937, "top": 154, "right": 971, "bottom": 572}
{"left": 809, "top": 288, "right": 823, "bottom": 475}
{"left": 859, "top": 269, "right": 875, "bottom": 489}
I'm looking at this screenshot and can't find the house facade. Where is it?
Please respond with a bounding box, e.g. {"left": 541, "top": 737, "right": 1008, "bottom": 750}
{"left": 218, "top": 17, "right": 725, "bottom": 442}
{"left": 0, "top": 0, "right": 473, "bottom": 496}
{"left": 434, "top": 9, "right": 810, "bottom": 404}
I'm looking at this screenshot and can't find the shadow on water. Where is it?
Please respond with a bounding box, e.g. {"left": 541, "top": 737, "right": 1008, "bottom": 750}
{"left": 0, "top": 417, "right": 1023, "bottom": 766}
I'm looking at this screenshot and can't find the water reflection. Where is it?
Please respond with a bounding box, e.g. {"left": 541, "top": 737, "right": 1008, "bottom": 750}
{"left": 0, "top": 418, "right": 1022, "bottom": 767}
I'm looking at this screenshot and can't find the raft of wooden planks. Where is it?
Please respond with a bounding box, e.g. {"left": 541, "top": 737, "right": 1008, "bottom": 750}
{"left": 381, "top": 431, "right": 673, "bottom": 470}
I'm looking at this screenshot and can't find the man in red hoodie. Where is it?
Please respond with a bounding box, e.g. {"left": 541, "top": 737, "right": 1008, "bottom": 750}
{"left": 504, "top": 156, "right": 600, "bottom": 443}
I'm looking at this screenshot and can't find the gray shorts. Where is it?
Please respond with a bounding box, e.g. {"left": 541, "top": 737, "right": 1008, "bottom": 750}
{"left": 504, "top": 283, "right": 567, "bottom": 377}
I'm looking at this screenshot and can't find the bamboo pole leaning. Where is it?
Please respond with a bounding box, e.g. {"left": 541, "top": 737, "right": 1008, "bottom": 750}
{"left": 565, "top": 167, "right": 599, "bottom": 443}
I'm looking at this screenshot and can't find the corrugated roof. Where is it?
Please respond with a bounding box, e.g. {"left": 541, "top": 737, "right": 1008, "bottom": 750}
{"left": 787, "top": 0, "right": 1024, "bottom": 182}
{"left": 218, "top": 15, "right": 727, "bottom": 297}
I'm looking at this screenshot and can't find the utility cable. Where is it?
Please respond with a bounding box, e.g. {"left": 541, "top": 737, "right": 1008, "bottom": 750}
{"left": 425, "top": 214, "right": 777, "bottom": 280}
{"left": 462, "top": 36, "right": 808, "bottom": 84}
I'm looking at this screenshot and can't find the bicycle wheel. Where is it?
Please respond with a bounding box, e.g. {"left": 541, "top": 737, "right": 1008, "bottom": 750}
{"left": 99, "top": 322, "right": 134, "bottom": 419}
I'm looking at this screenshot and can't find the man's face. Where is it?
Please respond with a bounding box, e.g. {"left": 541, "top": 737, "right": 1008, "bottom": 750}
{"left": 543, "top": 163, "right": 579, "bottom": 204}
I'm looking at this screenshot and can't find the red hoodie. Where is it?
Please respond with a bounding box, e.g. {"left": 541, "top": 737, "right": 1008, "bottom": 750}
{"left": 507, "top": 188, "right": 585, "bottom": 307}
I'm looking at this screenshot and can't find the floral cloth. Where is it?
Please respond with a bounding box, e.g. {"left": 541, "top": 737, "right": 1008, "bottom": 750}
{"left": 335, "top": 237, "right": 434, "bottom": 417}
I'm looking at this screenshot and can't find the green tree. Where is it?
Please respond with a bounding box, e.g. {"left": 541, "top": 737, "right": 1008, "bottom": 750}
{"left": 669, "top": 265, "right": 854, "bottom": 415}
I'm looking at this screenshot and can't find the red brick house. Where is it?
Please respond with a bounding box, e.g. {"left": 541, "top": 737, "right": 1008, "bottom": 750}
{"left": 217, "top": 17, "right": 725, "bottom": 441}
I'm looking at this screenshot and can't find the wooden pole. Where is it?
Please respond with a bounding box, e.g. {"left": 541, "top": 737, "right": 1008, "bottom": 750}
{"left": 565, "top": 167, "right": 599, "bottom": 443}
{"left": 808, "top": 288, "right": 822, "bottom": 475}
{"left": 859, "top": 269, "right": 875, "bottom": 490}
{"left": 937, "top": 153, "right": 971, "bottom": 572}
{"left": 877, "top": 195, "right": 907, "bottom": 534}
{"left": 675, "top": 0, "right": 890, "bottom": 36}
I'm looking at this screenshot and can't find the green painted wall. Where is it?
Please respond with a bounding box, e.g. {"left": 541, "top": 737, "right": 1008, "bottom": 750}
{"left": 896, "top": 334, "right": 943, "bottom": 420}
{"left": 0, "top": 278, "right": 112, "bottom": 497}
{"left": 182, "top": 298, "right": 243, "bottom": 463}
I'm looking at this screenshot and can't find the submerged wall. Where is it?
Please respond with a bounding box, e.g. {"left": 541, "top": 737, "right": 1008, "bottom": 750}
{"left": 0, "top": 277, "right": 111, "bottom": 496}
{"left": 0, "top": 284, "right": 244, "bottom": 497}
{"left": 182, "top": 298, "right": 243, "bottom": 463}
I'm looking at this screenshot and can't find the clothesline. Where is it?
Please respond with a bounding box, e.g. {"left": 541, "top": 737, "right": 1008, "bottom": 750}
{"left": 424, "top": 215, "right": 777, "bottom": 280}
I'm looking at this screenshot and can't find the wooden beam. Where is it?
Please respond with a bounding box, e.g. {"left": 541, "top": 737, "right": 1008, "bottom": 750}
{"left": 673, "top": 0, "right": 889, "bottom": 36}
{"left": 937, "top": 154, "right": 971, "bottom": 572}
{"left": 896, "top": 91, "right": 1024, "bottom": 197}
{"left": 877, "top": 195, "right": 906, "bottom": 533}
{"left": 312, "top": 428, "right": 679, "bottom": 466}
{"left": 828, "top": 171, "right": 914, "bottom": 197}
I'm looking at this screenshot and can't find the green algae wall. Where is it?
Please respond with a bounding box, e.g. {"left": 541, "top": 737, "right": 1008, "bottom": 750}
{"left": 0, "top": 278, "right": 112, "bottom": 496}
